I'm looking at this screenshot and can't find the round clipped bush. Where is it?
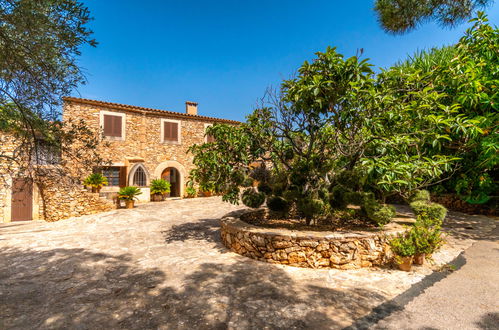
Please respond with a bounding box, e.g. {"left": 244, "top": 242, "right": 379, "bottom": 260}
{"left": 329, "top": 185, "right": 349, "bottom": 209}
{"left": 345, "top": 191, "right": 374, "bottom": 206}
{"left": 297, "top": 198, "right": 327, "bottom": 220}
{"left": 241, "top": 188, "right": 266, "bottom": 208}
{"left": 410, "top": 190, "right": 431, "bottom": 203}
{"left": 363, "top": 198, "right": 396, "bottom": 227}
{"left": 410, "top": 201, "right": 447, "bottom": 222}
{"left": 257, "top": 182, "right": 272, "bottom": 195}
{"left": 267, "top": 195, "right": 291, "bottom": 214}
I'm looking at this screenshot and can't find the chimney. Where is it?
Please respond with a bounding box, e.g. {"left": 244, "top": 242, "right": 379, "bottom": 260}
{"left": 185, "top": 101, "right": 198, "bottom": 116}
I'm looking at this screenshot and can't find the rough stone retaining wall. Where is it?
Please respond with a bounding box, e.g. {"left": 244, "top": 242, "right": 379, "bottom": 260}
{"left": 38, "top": 182, "right": 115, "bottom": 222}
{"left": 220, "top": 210, "right": 406, "bottom": 269}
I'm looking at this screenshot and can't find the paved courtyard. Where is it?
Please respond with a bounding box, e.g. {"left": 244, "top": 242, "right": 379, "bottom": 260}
{"left": 0, "top": 197, "right": 496, "bottom": 329}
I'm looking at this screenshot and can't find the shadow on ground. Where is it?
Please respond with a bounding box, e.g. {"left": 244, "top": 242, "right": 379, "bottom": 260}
{"left": 0, "top": 247, "right": 389, "bottom": 329}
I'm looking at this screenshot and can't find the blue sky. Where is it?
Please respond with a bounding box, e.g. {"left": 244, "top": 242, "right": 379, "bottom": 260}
{"left": 75, "top": 1, "right": 499, "bottom": 121}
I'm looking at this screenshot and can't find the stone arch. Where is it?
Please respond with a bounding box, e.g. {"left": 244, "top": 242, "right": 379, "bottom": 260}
{"left": 128, "top": 163, "right": 150, "bottom": 187}
{"left": 153, "top": 160, "right": 187, "bottom": 197}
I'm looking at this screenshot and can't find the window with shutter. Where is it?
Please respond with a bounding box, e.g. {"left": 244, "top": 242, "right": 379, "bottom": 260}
{"left": 102, "top": 112, "right": 125, "bottom": 138}
{"left": 162, "top": 120, "right": 180, "bottom": 143}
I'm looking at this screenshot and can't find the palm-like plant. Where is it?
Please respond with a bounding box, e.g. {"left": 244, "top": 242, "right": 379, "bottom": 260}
{"left": 150, "top": 179, "right": 171, "bottom": 195}
{"left": 118, "top": 186, "right": 142, "bottom": 201}
{"left": 83, "top": 173, "right": 108, "bottom": 193}
{"left": 150, "top": 179, "right": 171, "bottom": 201}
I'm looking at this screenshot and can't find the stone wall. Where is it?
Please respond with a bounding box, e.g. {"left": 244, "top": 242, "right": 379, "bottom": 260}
{"left": 220, "top": 210, "right": 405, "bottom": 269}
{"left": 38, "top": 180, "right": 115, "bottom": 222}
{"left": 0, "top": 131, "right": 115, "bottom": 222}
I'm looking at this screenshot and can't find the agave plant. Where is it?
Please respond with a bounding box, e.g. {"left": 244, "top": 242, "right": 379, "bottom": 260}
{"left": 83, "top": 173, "right": 108, "bottom": 193}
{"left": 118, "top": 186, "right": 142, "bottom": 201}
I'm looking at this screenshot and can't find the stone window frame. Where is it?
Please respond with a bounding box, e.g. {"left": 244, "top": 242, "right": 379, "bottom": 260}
{"left": 160, "top": 118, "right": 182, "bottom": 145}
{"left": 99, "top": 110, "right": 126, "bottom": 141}
{"left": 128, "top": 163, "right": 150, "bottom": 187}
{"left": 204, "top": 123, "right": 215, "bottom": 143}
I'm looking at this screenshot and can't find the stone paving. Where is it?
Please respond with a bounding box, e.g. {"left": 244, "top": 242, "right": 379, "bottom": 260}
{"left": 0, "top": 197, "right": 496, "bottom": 329}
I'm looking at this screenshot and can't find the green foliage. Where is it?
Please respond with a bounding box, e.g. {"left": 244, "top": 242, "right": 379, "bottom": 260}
{"left": 363, "top": 198, "right": 396, "bottom": 227}
{"left": 185, "top": 184, "right": 197, "bottom": 198}
{"left": 150, "top": 179, "right": 171, "bottom": 195}
{"left": 410, "top": 215, "right": 444, "bottom": 255}
{"left": 188, "top": 15, "right": 498, "bottom": 224}
{"left": 389, "top": 232, "right": 416, "bottom": 257}
{"left": 83, "top": 173, "right": 108, "bottom": 189}
{"left": 0, "top": 0, "right": 100, "bottom": 181}
{"left": 297, "top": 198, "right": 328, "bottom": 222}
{"left": 257, "top": 182, "right": 272, "bottom": 195}
{"left": 118, "top": 186, "right": 142, "bottom": 201}
{"left": 266, "top": 196, "right": 291, "bottom": 214}
{"left": 374, "top": 0, "right": 493, "bottom": 34}
{"left": 329, "top": 185, "right": 349, "bottom": 209}
{"left": 410, "top": 201, "right": 448, "bottom": 222}
{"left": 410, "top": 190, "right": 431, "bottom": 203}
{"left": 241, "top": 188, "right": 265, "bottom": 209}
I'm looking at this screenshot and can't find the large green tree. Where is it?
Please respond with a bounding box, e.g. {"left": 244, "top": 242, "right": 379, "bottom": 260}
{"left": 374, "top": 0, "right": 494, "bottom": 34}
{"left": 0, "top": 0, "right": 102, "bottom": 181}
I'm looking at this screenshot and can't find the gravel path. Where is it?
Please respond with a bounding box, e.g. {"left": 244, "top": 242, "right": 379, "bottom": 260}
{"left": 0, "top": 197, "right": 496, "bottom": 329}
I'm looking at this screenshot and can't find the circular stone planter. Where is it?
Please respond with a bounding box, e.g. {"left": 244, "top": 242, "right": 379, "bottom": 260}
{"left": 220, "top": 209, "right": 407, "bottom": 269}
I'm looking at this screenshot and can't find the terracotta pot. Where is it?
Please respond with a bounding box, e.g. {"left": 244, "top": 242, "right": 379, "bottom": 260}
{"left": 125, "top": 200, "right": 135, "bottom": 209}
{"left": 397, "top": 256, "right": 413, "bottom": 271}
{"left": 91, "top": 187, "right": 101, "bottom": 193}
{"left": 204, "top": 191, "right": 212, "bottom": 197}
{"left": 414, "top": 253, "right": 425, "bottom": 265}
{"left": 152, "top": 194, "right": 164, "bottom": 202}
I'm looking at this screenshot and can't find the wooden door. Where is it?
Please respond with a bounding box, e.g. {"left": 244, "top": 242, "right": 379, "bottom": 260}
{"left": 11, "top": 178, "right": 33, "bottom": 221}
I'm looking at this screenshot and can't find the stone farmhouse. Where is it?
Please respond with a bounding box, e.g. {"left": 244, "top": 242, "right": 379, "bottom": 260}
{"left": 0, "top": 97, "right": 238, "bottom": 223}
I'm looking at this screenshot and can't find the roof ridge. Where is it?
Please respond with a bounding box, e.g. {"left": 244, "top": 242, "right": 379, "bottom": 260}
{"left": 63, "top": 97, "right": 240, "bottom": 124}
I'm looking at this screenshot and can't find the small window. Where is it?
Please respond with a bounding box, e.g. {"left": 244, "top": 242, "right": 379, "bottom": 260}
{"left": 162, "top": 119, "right": 180, "bottom": 143}
{"left": 204, "top": 123, "right": 215, "bottom": 143}
{"left": 33, "top": 139, "right": 61, "bottom": 165}
{"left": 132, "top": 167, "right": 147, "bottom": 186}
{"left": 102, "top": 167, "right": 121, "bottom": 186}
{"left": 103, "top": 114, "right": 123, "bottom": 138}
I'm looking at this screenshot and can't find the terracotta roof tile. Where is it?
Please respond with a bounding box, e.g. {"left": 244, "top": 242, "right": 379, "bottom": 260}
{"left": 63, "top": 97, "right": 240, "bottom": 124}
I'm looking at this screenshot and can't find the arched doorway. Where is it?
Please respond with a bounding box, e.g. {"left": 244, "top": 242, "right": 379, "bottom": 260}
{"left": 161, "top": 167, "right": 181, "bottom": 197}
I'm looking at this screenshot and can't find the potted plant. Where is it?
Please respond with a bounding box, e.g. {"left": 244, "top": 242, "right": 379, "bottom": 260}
{"left": 389, "top": 232, "right": 416, "bottom": 271}
{"left": 150, "top": 179, "right": 171, "bottom": 202}
{"left": 118, "top": 186, "right": 142, "bottom": 209}
{"left": 83, "top": 173, "right": 108, "bottom": 193}
{"left": 186, "top": 185, "right": 197, "bottom": 198}
{"left": 411, "top": 216, "right": 444, "bottom": 265}
{"left": 199, "top": 182, "right": 214, "bottom": 197}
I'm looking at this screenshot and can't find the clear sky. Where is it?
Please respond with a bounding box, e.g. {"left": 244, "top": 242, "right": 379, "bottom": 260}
{"left": 74, "top": 1, "right": 499, "bottom": 121}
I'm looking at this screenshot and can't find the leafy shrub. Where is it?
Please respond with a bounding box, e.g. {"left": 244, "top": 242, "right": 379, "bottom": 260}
{"left": 241, "top": 188, "right": 265, "bottom": 208}
{"left": 410, "top": 201, "right": 447, "bottom": 222}
{"left": 150, "top": 179, "right": 171, "bottom": 195}
{"left": 257, "top": 182, "right": 272, "bottom": 195}
{"left": 249, "top": 165, "right": 271, "bottom": 183}
{"left": 329, "top": 185, "right": 349, "bottom": 209}
{"left": 267, "top": 195, "right": 290, "bottom": 214}
{"left": 363, "top": 198, "right": 396, "bottom": 227}
{"left": 186, "top": 185, "right": 197, "bottom": 197}
{"left": 297, "top": 198, "right": 328, "bottom": 221}
{"left": 345, "top": 191, "right": 374, "bottom": 206}
{"left": 118, "top": 186, "right": 142, "bottom": 201}
{"left": 389, "top": 232, "right": 416, "bottom": 257}
{"left": 410, "top": 218, "right": 444, "bottom": 255}
{"left": 410, "top": 190, "right": 431, "bottom": 203}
